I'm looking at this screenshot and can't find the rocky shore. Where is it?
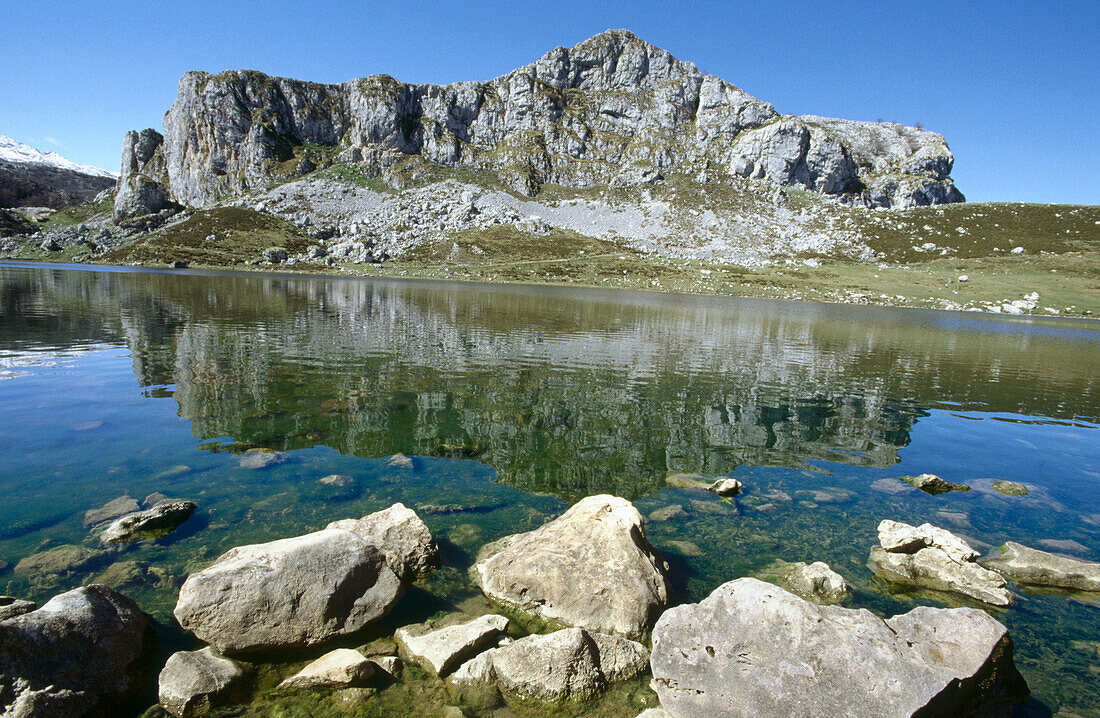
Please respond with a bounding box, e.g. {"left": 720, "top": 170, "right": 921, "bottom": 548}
{"left": 5, "top": 484, "right": 1095, "bottom": 716}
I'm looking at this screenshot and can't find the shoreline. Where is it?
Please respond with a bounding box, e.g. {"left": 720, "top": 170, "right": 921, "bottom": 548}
{"left": 3, "top": 254, "right": 1097, "bottom": 321}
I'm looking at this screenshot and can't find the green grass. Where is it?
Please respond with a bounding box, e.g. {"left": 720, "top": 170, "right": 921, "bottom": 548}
{"left": 102, "top": 207, "right": 319, "bottom": 267}
{"left": 38, "top": 195, "right": 114, "bottom": 228}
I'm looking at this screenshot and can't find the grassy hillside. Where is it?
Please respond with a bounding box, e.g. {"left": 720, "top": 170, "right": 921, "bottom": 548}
{"left": 102, "top": 207, "right": 317, "bottom": 267}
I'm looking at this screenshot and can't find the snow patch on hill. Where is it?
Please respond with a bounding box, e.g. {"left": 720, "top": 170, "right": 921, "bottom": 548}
{"left": 0, "top": 135, "right": 116, "bottom": 179}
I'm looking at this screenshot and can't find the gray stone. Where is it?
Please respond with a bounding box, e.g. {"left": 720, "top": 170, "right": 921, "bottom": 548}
{"left": 99, "top": 499, "right": 196, "bottom": 544}
{"left": 158, "top": 646, "right": 249, "bottom": 717}
{"left": 174, "top": 526, "right": 403, "bottom": 654}
{"left": 777, "top": 561, "right": 851, "bottom": 602}
{"left": 326, "top": 502, "right": 439, "bottom": 582}
{"left": 369, "top": 655, "right": 402, "bottom": 679}
{"left": 262, "top": 247, "right": 288, "bottom": 263}
{"left": 877, "top": 519, "right": 979, "bottom": 563}
{"left": 707, "top": 478, "right": 742, "bottom": 497}
{"left": 983, "top": 541, "right": 1100, "bottom": 592}
{"left": 278, "top": 648, "right": 375, "bottom": 690}
{"left": 473, "top": 494, "right": 670, "bottom": 640}
{"left": 83, "top": 494, "right": 140, "bottom": 528}
{"left": 650, "top": 578, "right": 1028, "bottom": 718}
{"left": 479, "top": 627, "right": 649, "bottom": 703}
{"left": 870, "top": 519, "right": 1011, "bottom": 606}
{"left": 395, "top": 614, "right": 509, "bottom": 676}
{"left": 0, "top": 585, "right": 155, "bottom": 717}
{"left": 0, "top": 595, "right": 35, "bottom": 621}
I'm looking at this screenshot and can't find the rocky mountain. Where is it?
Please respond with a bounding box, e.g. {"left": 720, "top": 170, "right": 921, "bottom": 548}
{"left": 115, "top": 30, "right": 962, "bottom": 225}
{"left": 0, "top": 135, "right": 116, "bottom": 209}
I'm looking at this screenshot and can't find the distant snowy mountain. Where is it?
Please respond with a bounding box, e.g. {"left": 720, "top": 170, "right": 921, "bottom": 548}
{"left": 0, "top": 135, "right": 116, "bottom": 179}
{"left": 0, "top": 135, "right": 116, "bottom": 209}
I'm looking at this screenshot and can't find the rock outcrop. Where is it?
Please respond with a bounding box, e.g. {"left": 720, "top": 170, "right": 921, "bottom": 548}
{"left": 158, "top": 646, "right": 250, "bottom": 717}
{"left": 117, "top": 29, "right": 962, "bottom": 222}
{"left": 983, "top": 541, "right": 1100, "bottom": 592}
{"left": 0, "top": 584, "right": 154, "bottom": 717}
{"left": 869, "top": 520, "right": 1012, "bottom": 606}
{"left": 650, "top": 578, "right": 1028, "bottom": 717}
{"left": 473, "top": 494, "right": 670, "bottom": 640}
{"left": 174, "top": 526, "right": 403, "bottom": 653}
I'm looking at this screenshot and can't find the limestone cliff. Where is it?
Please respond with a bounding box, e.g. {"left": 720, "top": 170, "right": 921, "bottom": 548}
{"left": 117, "top": 30, "right": 962, "bottom": 222}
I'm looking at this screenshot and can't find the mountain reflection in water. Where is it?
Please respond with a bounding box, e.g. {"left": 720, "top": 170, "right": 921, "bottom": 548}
{"left": 3, "top": 264, "right": 1096, "bottom": 499}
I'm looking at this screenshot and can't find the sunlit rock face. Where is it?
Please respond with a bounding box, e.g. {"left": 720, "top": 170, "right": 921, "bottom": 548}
{"left": 117, "top": 29, "right": 962, "bottom": 217}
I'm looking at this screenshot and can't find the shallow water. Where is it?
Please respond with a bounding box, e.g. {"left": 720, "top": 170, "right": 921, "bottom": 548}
{"left": 1, "top": 262, "right": 1098, "bottom": 716}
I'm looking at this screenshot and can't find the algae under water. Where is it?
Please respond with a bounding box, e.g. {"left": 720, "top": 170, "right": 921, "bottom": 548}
{"left": 0, "top": 262, "right": 1098, "bottom": 716}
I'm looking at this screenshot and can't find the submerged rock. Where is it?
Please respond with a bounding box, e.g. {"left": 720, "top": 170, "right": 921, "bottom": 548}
{"left": 385, "top": 454, "right": 414, "bottom": 469}
{"left": 665, "top": 474, "right": 712, "bottom": 490}
{"left": 0, "top": 595, "right": 35, "bottom": 621}
{"left": 14, "top": 544, "right": 113, "bottom": 585}
{"left": 174, "top": 526, "right": 403, "bottom": 654}
{"left": 900, "top": 473, "right": 971, "bottom": 495}
{"left": 990, "top": 480, "right": 1030, "bottom": 497}
{"left": 237, "top": 450, "right": 288, "bottom": 469}
{"left": 326, "top": 503, "right": 439, "bottom": 582}
{"left": 278, "top": 648, "right": 375, "bottom": 690}
{"left": 647, "top": 504, "right": 688, "bottom": 522}
{"left": 0, "top": 585, "right": 155, "bottom": 717}
{"left": 396, "top": 614, "right": 509, "bottom": 677}
{"left": 158, "top": 646, "right": 250, "bottom": 717}
{"left": 473, "top": 494, "right": 670, "bottom": 640}
{"left": 452, "top": 627, "right": 649, "bottom": 703}
{"left": 983, "top": 541, "right": 1100, "bottom": 592}
{"left": 83, "top": 494, "right": 140, "bottom": 529}
{"left": 93, "top": 560, "right": 175, "bottom": 591}
{"left": 318, "top": 474, "right": 354, "bottom": 487}
{"left": 99, "top": 499, "right": 196, "bottom": 544}
{"left": 650, "top": 578, "right": 1028, "bottom": 717}
{"left": 869, "top": 520, "right": 1012, "bottom": 606}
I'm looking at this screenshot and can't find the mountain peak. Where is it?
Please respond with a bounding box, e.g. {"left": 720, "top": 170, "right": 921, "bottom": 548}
{"left": 0, "top": 135, "right": 116, "bottom": 179}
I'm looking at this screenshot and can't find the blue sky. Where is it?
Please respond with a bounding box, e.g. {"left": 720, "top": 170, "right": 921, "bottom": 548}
{"left": 3, "top": 0, "right": 1097, "bottom": 204}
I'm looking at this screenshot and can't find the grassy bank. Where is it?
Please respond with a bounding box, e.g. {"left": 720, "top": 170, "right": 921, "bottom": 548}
{"left": 4, "top": 194, "right": 1097, "bottom": 318}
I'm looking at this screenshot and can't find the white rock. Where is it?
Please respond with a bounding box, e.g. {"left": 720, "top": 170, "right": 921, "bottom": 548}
{"left": 473, "top": 495, "right": 670, "bottom": 640}
{"left": 395, "top": 614, "right": 509, "bottom": 677}
{"left": 278, "top": 648, "right": 375, "bottom": 690}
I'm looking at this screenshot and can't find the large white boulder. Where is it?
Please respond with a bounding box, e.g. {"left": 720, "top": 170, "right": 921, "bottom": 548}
{"left": 473, "top": 495, "right": 669, "bottom": 640}
{"left": 174, "top": 527, "right": 402, "bottom": 654}
{"left": 650, "top": 578, "right": 1029, "bottom": 717}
